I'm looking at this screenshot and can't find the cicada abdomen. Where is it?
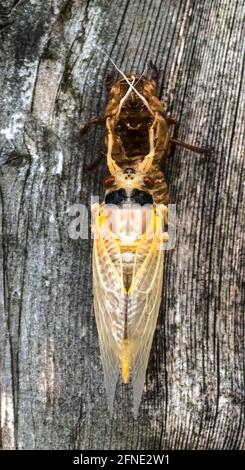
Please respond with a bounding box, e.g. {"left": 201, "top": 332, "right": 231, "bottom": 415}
{"left": 92, "top": 163, "right": 168, "bottom": 417}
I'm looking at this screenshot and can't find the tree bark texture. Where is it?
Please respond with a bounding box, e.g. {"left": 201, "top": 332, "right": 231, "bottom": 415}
{"left": 0, "top": 0, "right": 244, "bottom": 450}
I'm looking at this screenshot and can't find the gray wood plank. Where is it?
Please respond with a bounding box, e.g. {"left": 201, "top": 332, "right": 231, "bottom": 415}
{"left": 0, "top": 0, "right": 244, "bottom": 449}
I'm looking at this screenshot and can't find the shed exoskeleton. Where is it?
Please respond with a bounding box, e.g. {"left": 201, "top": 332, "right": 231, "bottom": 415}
{"left": 81, "top": 68, "right": 209, "bottom": 204}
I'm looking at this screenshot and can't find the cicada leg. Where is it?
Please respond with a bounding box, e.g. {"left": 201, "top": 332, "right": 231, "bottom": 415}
{"left": 169, "top": 137, "right": 210, "bottom": 154}
{"left": 166, "top": 116, "right": 179, "bottom": 138}
{"left": 80, "top": 116, "right": 106, "bottom": 135}
{"left": 84, "top": 152, "right": 106, "bottom": 171}
{"left": 166, "top": 116, "right": 210, "bottom": 155}
{"left": 148, "top": 60, "right": 159, "bottom": 88}
{"left": 165, "top": 116, "right": 180, "bottom": 158}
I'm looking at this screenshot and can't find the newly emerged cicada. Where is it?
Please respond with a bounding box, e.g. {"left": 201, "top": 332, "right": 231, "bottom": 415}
{"left": 92, "top": 154, "right": 168, "bottom": 417}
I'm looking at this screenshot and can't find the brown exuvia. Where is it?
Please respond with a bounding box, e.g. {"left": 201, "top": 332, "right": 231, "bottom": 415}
{"left": 81, "top": 67, "right": 209, "bottom": 204}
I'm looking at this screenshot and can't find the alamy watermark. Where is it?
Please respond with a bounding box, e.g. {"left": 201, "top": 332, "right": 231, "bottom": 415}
{"left": 67, "top": 198, "right": 176, "bottom": 250}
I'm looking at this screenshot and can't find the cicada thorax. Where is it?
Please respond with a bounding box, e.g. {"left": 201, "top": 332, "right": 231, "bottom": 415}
{"left": 105, "top": 75, "right": 170, "bottom": 205}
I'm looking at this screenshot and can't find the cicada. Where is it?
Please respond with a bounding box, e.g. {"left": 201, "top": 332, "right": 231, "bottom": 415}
{"left": 81, "top": 67, "right": 209, "bottom": 205}
{"left": 81, "top": 62, "right": 208, "bottom": 416}
{"left": 92, "top": 154, "right": 168, "bottom": 417}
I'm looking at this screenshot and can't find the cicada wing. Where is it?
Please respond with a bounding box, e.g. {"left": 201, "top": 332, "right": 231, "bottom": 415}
{"left": 93, "top": 223, "right": 125, "bottom": 415}
{"left": 128, "top": 213, "right": 165, "bottom": 417}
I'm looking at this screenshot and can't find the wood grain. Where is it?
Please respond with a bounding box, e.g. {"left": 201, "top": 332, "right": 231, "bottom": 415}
{"left": 0, "top": 0, "right": 244, "bottom": 449}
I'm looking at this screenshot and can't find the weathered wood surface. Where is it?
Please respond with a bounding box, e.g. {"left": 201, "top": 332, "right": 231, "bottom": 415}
{"left": 0, "top": 0, "right": 244, "bottom": 450}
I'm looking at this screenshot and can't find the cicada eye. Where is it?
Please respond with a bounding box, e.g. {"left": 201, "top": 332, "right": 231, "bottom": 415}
{"left": 103, "top": 175, "right": 115, "bottom": 188}
{"left": 105, "top": 189, "right": 127, "bottom": 205}
{"left": 131, "top": 189, "right": 153, "bottom": 206}
{"left": 143, "top": 176, "right": 155, "bottom": 188}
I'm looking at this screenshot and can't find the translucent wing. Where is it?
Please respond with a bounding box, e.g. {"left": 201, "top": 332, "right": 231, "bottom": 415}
{"left": 93, "top": 214, "right": 126, "bottom": 414}
{"left": 93, "top": 206, "right": 165, "bottom": 417}
{"left": 128, "top": 211, "right": 164, "bottom": 417}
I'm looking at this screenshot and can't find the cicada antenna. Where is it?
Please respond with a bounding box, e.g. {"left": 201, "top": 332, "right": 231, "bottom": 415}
{"left": 97, "top": 47, "right": 155, "bottom": 117}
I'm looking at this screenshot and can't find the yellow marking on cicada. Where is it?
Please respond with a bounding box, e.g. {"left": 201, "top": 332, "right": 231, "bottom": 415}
{"left": 98, "top": 213, "right": 107, "bottom": 224}
{"left": 137, "top": 117, "right": 157, "bottom": 173}
{"left": 121, "top": 339, "right": 131, "bottom": 384}
{"left": 106, "top": 118, "right": 122, "bottom": 175}
{"left": 119, "top": 242, "right": 138, "bottom": 252}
